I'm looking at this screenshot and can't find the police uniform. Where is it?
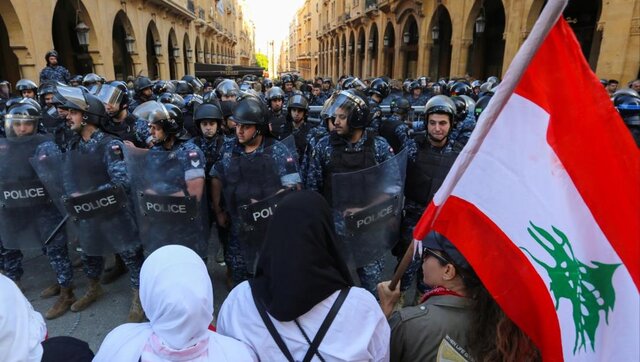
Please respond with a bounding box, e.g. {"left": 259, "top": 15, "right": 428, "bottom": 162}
{"left": 406, "top": 94, "right": 427, "bottom": 107}
{"left": 378, "top": 115, "right": 418, "bottom": 162}
{"left": 211, "top": 137, "right": 301, "bottom": 284}
{"left": 449, "top": 112, "right": 477, "bottom": 151}
{"left": 305, "top": 131, "right": 395, "bottom": 295}
{"left": 39, "top": 65, "right": 71, "bottom": 85}
{"left": 66, "top": 130, "right": 143, "bottom": 288}
{"left": 267, "top": 109, "right": 291, "bottom": 141}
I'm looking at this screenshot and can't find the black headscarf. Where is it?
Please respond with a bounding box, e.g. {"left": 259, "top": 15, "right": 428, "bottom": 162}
{"left": 250, "top": 190, "right": 354, "bottom": 321}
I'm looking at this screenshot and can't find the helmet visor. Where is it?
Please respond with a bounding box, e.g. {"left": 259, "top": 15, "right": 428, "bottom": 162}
{"left": 56, "top": 86, "right": 88, "bottom": 111}
{"left": 321, "top": 91, "right": 366, "bottom": 121}
{"left": 4, "top": 115, "right": 38, "bottom": 139}
{"left": 95, "top": 84, "right": 124, "bottom": 109}
{"left": 132, "top": 101, "right": 170, "bottom": 124}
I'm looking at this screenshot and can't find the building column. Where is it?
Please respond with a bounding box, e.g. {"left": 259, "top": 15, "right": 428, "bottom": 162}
{"left": 452, "top": 38, "right": 472, "bottom": 77}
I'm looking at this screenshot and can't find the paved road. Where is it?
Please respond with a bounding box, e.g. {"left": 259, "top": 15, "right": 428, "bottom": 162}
{"left": 18, "top": 234, "right": 402, "bottom": 353}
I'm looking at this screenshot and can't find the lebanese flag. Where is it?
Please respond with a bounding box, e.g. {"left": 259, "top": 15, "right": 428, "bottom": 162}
{"left": 412, "top": 2, "right": 640, "bottom": 361}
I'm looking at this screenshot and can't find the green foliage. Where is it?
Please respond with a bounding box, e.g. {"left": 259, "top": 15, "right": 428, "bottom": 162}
{"left": 255, "top": 53, "right": 268, "bottom": 70}
{"left": 521, "top": 222, "right": 620, "bottom": 354}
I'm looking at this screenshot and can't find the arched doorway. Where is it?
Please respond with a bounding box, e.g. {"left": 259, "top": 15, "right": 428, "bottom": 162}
{"left": 183, "top": 33, "right": 191, "bottom": 75}
{"left": 145, "top": 21, "right": 160, "bottom": 79}
{"left": 195, "top": 36, "right": 202, "bottom": 64}
{"left": 466, "top": 0, "right": 506, "bottom": 79}
{"left": 368, "top": 24, "right": 379, "bottom": 78}
{"left": 348, "top": 32, "right": 355, "bottom": 76}
{"left": 112, "top": 11, "right": 134, "bottom": 81}
{"left": 356, "top": 28, "right": 366, "bottom": 78}
{"left": 563, "top": 0, "right": 602, "bottom": 70}
{"left": 168, "top": 28, "right": 178, "bottom": 79}
{"left": 203, "top": 40, "right": 209, "bottom": 64}
{"left": 0, "top": 11, "right": 20, "bottom": 86}
{"left": 341, "top": 34, "right": 347, "bottom": 76}
{"left": 52, "top": 0, "right": 94, "bottom": 76}
{"left": 429, "top": 5, "right": 453, "bottom": 80}
{"left": 383, "top": 23, "right": 395, "bottom": 78}
{"left": 401, "top": 15, "right": 419, "bottom": 79}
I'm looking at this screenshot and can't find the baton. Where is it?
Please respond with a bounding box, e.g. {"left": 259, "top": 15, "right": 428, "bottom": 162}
{"left": 44, "top": 214, "right": 69, "bottom": 246}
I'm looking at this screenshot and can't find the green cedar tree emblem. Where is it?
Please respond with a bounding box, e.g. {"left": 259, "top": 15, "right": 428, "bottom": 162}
{"left": 520, "top": 222, "right": 620, "bottom": 354}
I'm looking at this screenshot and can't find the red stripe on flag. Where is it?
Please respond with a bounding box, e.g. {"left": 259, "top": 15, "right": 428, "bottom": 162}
{"left": 514, "top": 19, "right": 640, "bottom": 289}
{"left": 433, "top": 196, "right": 564, "bottom": 361}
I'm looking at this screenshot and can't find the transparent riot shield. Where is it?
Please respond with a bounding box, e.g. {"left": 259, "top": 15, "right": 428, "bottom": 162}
{"left": 220, "top": 138, "right": 300, "bottom": 272}
{"left": 331, "top": 148, "right": 408, "bottom": 269}
{"left": 30, "top": 148, "right": 137, "bottom": 256}
{"left": 0, "top": 136, "right": 62, "bottom": 249}
{"left": 124, "top": 145, "right": 208, "bottom": 256}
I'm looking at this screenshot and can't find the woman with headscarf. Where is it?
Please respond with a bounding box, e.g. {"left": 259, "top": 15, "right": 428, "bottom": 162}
{"left": 217, "top": 190, "right": 390, "bottom": 361}
{"left": 0, "top": 274, "right": 48, "bottom": 362}
{"left": 93, "top": 245, "right": 253, "bottom": 362}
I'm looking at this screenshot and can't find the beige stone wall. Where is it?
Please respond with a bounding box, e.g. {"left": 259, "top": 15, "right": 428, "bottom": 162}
{"left": 0, "top": 0, "right": 255, "bottom": 83}
{"left": 288, "top": 0, "right": 638, "bottom": 82}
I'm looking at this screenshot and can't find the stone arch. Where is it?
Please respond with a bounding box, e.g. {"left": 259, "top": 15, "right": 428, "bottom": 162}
{"left": 368, "top": 22, "right": 379, "bottom": 78}
{"left": 400, "top": 14, "right": 419, "bottom": 78}
{"left": 112, "top": 10, "right": 135, "bottom": 80}
{"left": 195, "top": 36, "right": 202, "bottom": 63}
{"left": 182, "top": 32, "right": 191, "bottom": 75}
{"left": 0, "top": 1, "right": 23, "bottom": 84}
{"left": 383, "top": 21, "right": 396, "bottom": 77}
{"left": 168, "top": 28, "right": 178, "bottom": 79}
{"left": 465, "top": 0, "right": 506, "bottom": 79}
{"left": 203, "top": 39, "right": 209, "bottom": 64}
{"left": 357, "top": 27, "right": 366, "bottom": 78}
{"left": 348, "top": 30, "right": 355, "bottom": 75}
{"left": 145, "top": 20, "right": 161, "bottom": 79}
{"left": 563, "top": 0, "right": 602, "bottom": 70}
{"left": 428, "top": 5, "right": 453, "bottom": 79}
{"left": 52, "top": 0, "right": 99, "bottom": 75}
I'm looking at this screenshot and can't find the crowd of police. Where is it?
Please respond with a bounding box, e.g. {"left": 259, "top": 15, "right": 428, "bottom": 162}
{"left": 0, "top": 49, "right": 638, "bottom": 328}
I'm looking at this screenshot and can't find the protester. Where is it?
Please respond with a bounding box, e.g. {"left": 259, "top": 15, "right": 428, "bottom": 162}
{"left": 377, "top": 231, "right": 539, "bottom": 362}
{"left": 93, "top": 245, "right": 253, "bottom": 362}
{"left": 217, "top": 191, "right": 390, "bottom": 361}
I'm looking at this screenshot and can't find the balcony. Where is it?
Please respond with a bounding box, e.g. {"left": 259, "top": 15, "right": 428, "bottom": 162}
{"left": 187, "top": 0, "right": 195, "bottom": 13}
{"left": 147, "top": 0, "right": 196, "bottom": 20}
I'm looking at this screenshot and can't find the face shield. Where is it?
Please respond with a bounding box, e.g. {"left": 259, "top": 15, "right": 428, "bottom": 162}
{"left": 321, "top": 91, "right": 364, "bottom": 121}
{"left": 56, "top": 86, "right": 89, "bottom": 112}
{"left": 95, "top": 84, "right": 125, "bottom": 116}
{"left": 132, "top": 101, "right": 170, "bottom": 124}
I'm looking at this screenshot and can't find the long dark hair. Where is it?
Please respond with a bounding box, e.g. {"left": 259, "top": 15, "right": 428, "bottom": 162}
{"left": 467, "top": 282, "right": 541, "bottom": 361}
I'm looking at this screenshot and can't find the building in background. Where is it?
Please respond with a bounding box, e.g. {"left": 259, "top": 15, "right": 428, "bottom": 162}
{"left": 285, "top": 0, "right": 639, "bottom": 83}
{"left": 0, "top": 0, "right": 256, "bottom": 85}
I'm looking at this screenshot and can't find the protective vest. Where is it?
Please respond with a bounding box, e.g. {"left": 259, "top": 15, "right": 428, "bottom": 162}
{"left": 0, "top": 134, "right": 50, "bottom": 180}
{"left": 322, "top": 132, "right": 377, "bottom": 207}
{"left": 192, "top": 135, "right": 224, "bottom": 176}
{"left": 378, "top": 119, "right": 404, "bottom": 154}
{"left": 66, "top": 133, "right": 117, "bottom": 194}
{"left": 292, "top": 122, "right": 313, "bottom": 161}
{"left": 103, "top": 113, "right": 138, "bottom": 145}
{"left": 268, "top": 112, "right": 291, "bottom": 140}
{"left": 404, "top": 135, "right": 458, "bottom": 205}
{"left": 226, "top": 137, "right": 282, "bottom": 210}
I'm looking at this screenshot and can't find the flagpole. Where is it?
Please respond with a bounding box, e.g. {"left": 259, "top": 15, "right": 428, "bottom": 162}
{"left": 389, "top": 0, "right": 569, "bottom": 291}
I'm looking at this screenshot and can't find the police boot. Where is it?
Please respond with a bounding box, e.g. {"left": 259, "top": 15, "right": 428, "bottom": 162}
{"left": 127, "top": 288, "right": 145, "bottom": 323}
{"left": 45, "top": 287, "right": 76, "bottom": 320}
{"left": 101, "top": 254, "right": 127, "bottom": 284}
{"left": 71, "top": 279, "right": 103, "bottom": 312}
{"left": 40, "top": 283, "right": 61, "bottom": 298}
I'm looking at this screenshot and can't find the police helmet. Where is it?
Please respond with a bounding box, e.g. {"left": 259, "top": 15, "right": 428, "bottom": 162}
{"left": 193, "top": 103, "right": 223, "bottom": 132}
{"left": 133, "top": 76, "right": 153, "bottom": 94}
{"left": 409, "top": 80, "right": 422, "bottom": 92}
{"left": 151, "top": 80, "right": 174, "bottom": 95}
{"left": 202, "top": 91, "right": 221, "bottom": 107}
{"left": 265, "top": 86, "right": 285, "bottom": 102}
{"left": 162, "top": 103, "right": 185, "bottom": 135}
{"left": 158, "top": 92, "right": 186, "bottom": 108}
{"left": 181, "top": 75, "right": 204, "bottom": 94}
{"left": 479, "top": 81, "right": 496, "bottom": 95}
{"left": 287, "top": 94, "right": 309, "bottom": 111}
{"left": 471, "top": 80, "right": 482, "bottom": 89}
{"left": 57, "top": 85, "right": 108, "bottom": 126}
{"left": 45, "top": 50, "right": 59, "bottom": 62}
{"left": 450, "top": 82, "right": 472, "bottom": 96}
{"left": 390, "top": 97, "right": 411, "bottom": 115}
{"left": 486, "top": 76, "right": 500, "bottom": 85}
{"left": 425, "top": 95, "right": 456, "bottom": 123}
{"left": 82, "top": 73, "right": 103, "bottom": 88}
{"left": 215, "top": 79, "right": 240, "bottom": 100}
{"left": 184, "top": 94, "right": 204, "bottom": 112}
{"left": 230, "top": 97, "right": 267, "bottom": 130}
{"left": 368, "top": 78, "right": 390, "bottom": 99}
{"left": 281, "top": 74, "right": 294, "bottom": 85}
{"left": 175, "top": 80, "right": 194, "bottom": 95}
{"left": 322, "top": 89, "right": 370, "bottom": 129}
{"left": 16, "top": 79, "right": 38, "bottom": 93}
{"left": 614, "top": 92, "right": 640, "bottom": 126}
{"left": 474, "top": 94, "right": 493, "bottom": 121}
{"left": 4, "top": 101, "right": 41, "bottom": 139}
{"left": 342, "top": 77, "right": 367, "bottom": 91}
{"left": 262, "top": 78, "right": 273, "bottom": 90}
{"left": 70, "top": 75, "right": 83, "bottom": 86}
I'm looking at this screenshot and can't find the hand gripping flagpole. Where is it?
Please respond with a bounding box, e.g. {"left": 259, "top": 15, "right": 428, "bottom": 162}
{"left": 389, "top": 0, "right": 569, "bottom": 291}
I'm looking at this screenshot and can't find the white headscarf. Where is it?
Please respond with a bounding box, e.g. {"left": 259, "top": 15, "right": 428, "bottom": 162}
{"left": 0, "top": 274, "right": 47, "bottom": 362}
{"left": 94, "top": 245, "right": 254, "bottom": 362}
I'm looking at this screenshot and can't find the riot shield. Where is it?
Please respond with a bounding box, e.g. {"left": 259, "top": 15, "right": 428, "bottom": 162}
{"left": 331, "top": 148, "right": 408, "bottom": 268}
{"left": 123, "top": 145, "right": 208, "bottom": 256}
{"left": 0, "top": 136, "right": 62, "bottom": 249}
{"left": 30, "top": 148, "right": 137, "bottom": 256}
{"left": 220, "top": 139, "right": 301, "bottom": 272}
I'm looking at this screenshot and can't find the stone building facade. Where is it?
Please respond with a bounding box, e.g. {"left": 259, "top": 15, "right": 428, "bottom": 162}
{"left": 284, "top": 0, "right": 639, "bottom": 83}
{"left": 0, "top": 0, "right": 256, "bottom": 86}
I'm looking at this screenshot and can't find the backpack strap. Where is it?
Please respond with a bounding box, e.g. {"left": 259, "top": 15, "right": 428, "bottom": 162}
{"left": 300, "top": 287, "right": 350, "bottom": 362}
{"left": 252, "top": 292, "right": 295, "bottom": 362}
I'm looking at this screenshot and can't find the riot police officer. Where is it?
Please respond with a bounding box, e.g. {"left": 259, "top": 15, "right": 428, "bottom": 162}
{"left": 130, "top": 76, "right": 155, "bottom": 112}
{"left": 39, "top": 50, "right": 71, "bottom": 85}
{"left": 265, "top": 86, "right": 290, "bottom": 140}
{"left": 614, "top": 90, "right": 640, "bottom": 146}
{"left": 53, "top": 86, "right": 144, "bottom": 321}
{"left": 397, "top": 95, "right": 459, "bottom": 299}
{"left": 82, "top": 73, "right": 104, "bottom": 90}
{"left": 192, "top": 103, "right": 226, "bottom": 177}
{"left": 281, "top": 74, "right": 296, "bottom": 105}
{"left": 216, "top": 79, "right": 241, "bottom": 103}
{"left": 287, "top": 94, "right": 314, "bottom": 161}
{"left": 449, "top": 95, "right": 477, "bottom": 151}
{"left": 210, "top": 96, "right": 301, "bottom": 285}
{"left": 309, "top": 83, "right": 326, "bottom": 106}
{"left": 367, "top": 77, "right": 390, "bottom": 132}
{"left": 97, "top": 81, "right": 148, "bottom": 148}
{"left": 16, "top": 79, "right": 38, "bottom": 99}
{"left": 305, "top": 89, "right": 397, "bottom": 296}
{"left": 405, "top": 80, "right": 426, "bottom": 107}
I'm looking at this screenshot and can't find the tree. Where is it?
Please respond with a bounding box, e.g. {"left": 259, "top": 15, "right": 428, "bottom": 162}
{"left": 255, "top": 53, "right": 268, "bottom": 70}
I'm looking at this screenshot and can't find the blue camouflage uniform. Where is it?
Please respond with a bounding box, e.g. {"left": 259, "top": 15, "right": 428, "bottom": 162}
{"left": 378, "top": 115, "right": 418, "bottom": 163}
{"left": 405, "top": 94, "right": 427, "bottom": 107}
{"left": 305, "top": 131, "right": 395, "bottom": 296}
{"left": 39, "top": 65, "right": 71, "bottom": 85}
{"left": 448, "top": 112, "right": 477, "bottom": 151}
{"left": 309, "top": 93, "right": 327, "bottom": 106}
{"left": 211, "top": 137, "right": 301, "bottom": 285}
{"left": 66, "top": 130, "right": 142, "bottom": 288}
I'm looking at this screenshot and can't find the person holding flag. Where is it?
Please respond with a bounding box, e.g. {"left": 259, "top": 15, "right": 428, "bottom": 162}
{"left": 380, "top": 0, "right": 639, "bottom": 360}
